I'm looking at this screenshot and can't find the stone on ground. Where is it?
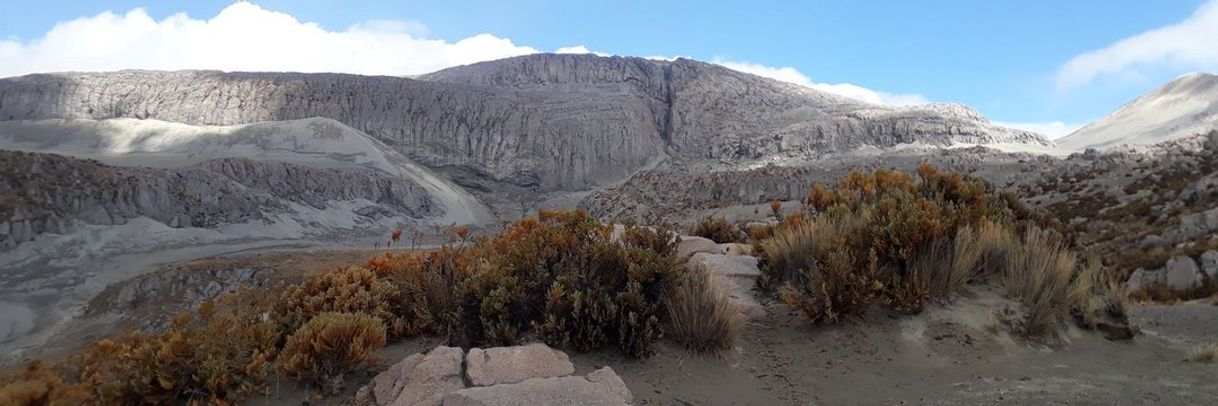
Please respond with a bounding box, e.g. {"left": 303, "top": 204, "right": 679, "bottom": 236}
{"left": 1200, "top": 250, "right": 1218, "bottom": 279}
{"left": 1125, "top": 268, "right": 1165, "bottom": 292}
{"left": 1165, "top": 255, "right": 1204, "bottom": 292}
{"left": 676, "top": 236, "right": 719, "bottom": 259}
{"left": 465, "top": 343, "right": 575, "bottom": 386}
{"left": 441, "top": 367, "right": 632, "bottom": 406}
{"left": 688, "top": 252, "right": 760, "bottom": 278}
{"left": 687, "top": 252, "right": 765, "bottom": 319}
{"left": 357, "top": 346, "right": 465, "bottom": 406}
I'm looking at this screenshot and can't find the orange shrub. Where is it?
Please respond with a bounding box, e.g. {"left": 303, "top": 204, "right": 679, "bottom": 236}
{"left": 278, "top": 312, "right": 386, "bottom": 394}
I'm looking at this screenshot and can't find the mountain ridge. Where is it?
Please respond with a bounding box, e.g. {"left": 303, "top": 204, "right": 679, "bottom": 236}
{"left": 0, "top": 53, "right": 1051, "bottom": 192}
{"left": 1058, "top": 72, "right": 1218, "bottom": 151}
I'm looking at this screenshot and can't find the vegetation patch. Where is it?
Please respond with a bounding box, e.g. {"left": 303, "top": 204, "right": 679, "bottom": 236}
{"left": 757, "top": 165, "right": 1132, "bottom": 339}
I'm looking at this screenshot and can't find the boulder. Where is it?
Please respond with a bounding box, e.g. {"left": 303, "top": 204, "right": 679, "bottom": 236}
{"left": 441, "top": 367, "right": 632, "bottom": 406}
{"left": 1200, "top": 250, "right": 1218, "bottom": 279}
{"left": 465, "top": 343, "right": 575, "bottom": 387}
{"left": 1165, "top": 256, "right": 1205, "bottom": 292}
{"left": 718, "top": 243, "right": 753, "bottom": 256}
{"left": 360, "top": 346, "right": 465, "bottom": 406}
{"left": 1177, "top": 208, "right": 1218, "bottom": 240}
{"left": 688, "top": 253, "right": 760, "bottom": 278}
{"left": 676, "top": 236, "right": 719, "bottom": 259}
{"left": 1125, "top": 268, "right": 1165, "bottom": 292}
{"left": 687, "top": 253, "right": 765, "bottom": 319}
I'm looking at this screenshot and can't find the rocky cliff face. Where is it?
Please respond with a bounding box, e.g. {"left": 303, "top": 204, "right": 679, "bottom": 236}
{"left": 0, "top": 54, "right": 1050, "bottom": 191}
{"left": 0, "top": 151, "right": 432, "bottom": 248}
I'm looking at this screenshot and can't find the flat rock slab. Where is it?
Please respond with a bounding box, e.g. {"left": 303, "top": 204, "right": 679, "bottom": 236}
{"left": 442, "top": 367, "right": 632, "bottom": 406}
{"left": 688, "top": 252, "right": 761, "bottom": 278}
{"left": 687, "top": 253, "right": 765, "bottom": 319}
{"left": 677, "top": 236, "right": 719, "bottom": 259}
{"left": 360, "top": 346, "right": 465, "bottom": 406}
{"left": 718, "top": 243, "right": 754, "bottom": 256}
{"left": 465, "top": 343, "right": 575, "bottom": 386}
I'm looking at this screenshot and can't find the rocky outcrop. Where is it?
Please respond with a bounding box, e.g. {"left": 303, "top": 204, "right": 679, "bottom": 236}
{"left": 0, "top": 54, "right": 1049, "bottom": 191}
{"left": 355, "top": 344, "right": 631, "bottom": 406}
{"left": 0, "top": 151, "right": 432, "bottom": 248}
{"left": 465, "top": 344, "right": 575, "bottom": 387}
{"left": 675, "top": 236, "right": 719, "bottom": 259}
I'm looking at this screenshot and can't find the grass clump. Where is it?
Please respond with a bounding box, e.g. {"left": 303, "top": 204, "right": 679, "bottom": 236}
{"left": 278, "top": 312, "right": 386, "bottom": 394}
{"left": 666, "top": 267, "right": 744, "bottom": 353}
{"left": 1188, "top": 343, "right": 1218, "bottom": 363}
{"left": 689, "top": 216, "right": 745, "bottom": 243}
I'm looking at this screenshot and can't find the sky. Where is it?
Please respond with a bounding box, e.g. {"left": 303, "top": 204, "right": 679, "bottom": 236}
{"left": 1, "top": 1, "right": 1215, "bottom": 138}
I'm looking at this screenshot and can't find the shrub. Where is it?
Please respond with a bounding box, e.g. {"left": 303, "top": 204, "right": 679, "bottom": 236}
{"left": 0, "top": 291, "right": 282, "bottom": 405}
{"left": 369, "top": 209, "right": 679, "bottom": 357}
{"left": 666, "top": 267, "right": 743, "bottom": 353}
{"left": 761, "top": 166, "right": 1128, "bottom": 338}
{"left": 689, "top": 216, "right": 744, "bottom": 243}
{"left": 0, "top": 361, "right": 90, "bottom": 405}
{"left": 274, "top": 267, "right": 407, "bottom": 340}
{"left": 278, "top": 312, "right": 386, "bottom": 394}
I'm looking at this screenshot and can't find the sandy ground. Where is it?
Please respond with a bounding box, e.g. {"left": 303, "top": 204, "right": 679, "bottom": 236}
{"left": 564, "top": 296, "right": 1218, "bottom": 405}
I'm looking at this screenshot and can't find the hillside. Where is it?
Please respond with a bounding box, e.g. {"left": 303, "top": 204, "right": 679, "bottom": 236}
{"left": 0, "top": 54, "right": 1050, "bottom": 192}
{"left": 1058, "top": 72, "right": 1218, "bottom": 151}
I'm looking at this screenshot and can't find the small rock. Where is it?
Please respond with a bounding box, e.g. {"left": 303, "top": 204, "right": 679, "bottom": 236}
{"left": 1165, "top": 256, "right": 1204, "bottom": 292}
{"left": 441, "top": 367, "right": 632, "bottom": 406}
{"left": 465, "top": 343, "right": 575, "bottom": 387}
{"left": 361, "top": 346, "right": 465, "bottom": 406}
{"left": 1200, "top": 250, "right": 1218, "bottom": 279}
{"left": 1125, "top": 268, "right": 1165, "bottom": 292}
{"left": 676, "top": 236, "right": 719, "bottom": 259}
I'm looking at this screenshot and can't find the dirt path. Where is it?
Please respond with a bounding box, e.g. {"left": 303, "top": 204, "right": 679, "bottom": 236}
{"left": 567, "top": 296, "right": 1218, "bottom": 405}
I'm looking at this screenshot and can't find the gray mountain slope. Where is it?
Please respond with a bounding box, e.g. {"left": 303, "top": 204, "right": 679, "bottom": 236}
{"left": 1058, "top": 72, "right": 1218, "bottom": 151}
{"left": 0, "top": 54, "right": 1049, "bottom": 192}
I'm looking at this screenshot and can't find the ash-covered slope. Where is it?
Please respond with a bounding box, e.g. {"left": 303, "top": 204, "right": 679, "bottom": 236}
{"left": 1058, "top": 72, "right": 1218, "bottom": 151}
{"left": 0, "top": 54, "right": 1049, "bottom": 191}
{"left": 420, "top": 54, "right": 1051, "bottom": 160}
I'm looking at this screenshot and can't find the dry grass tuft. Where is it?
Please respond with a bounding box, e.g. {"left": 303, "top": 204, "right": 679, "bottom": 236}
{"left": 667, "top": 267, "right": 744, "bottom": 353}
{"left": 1001, "top": 227, "right": 1078, "bottom": 336}
{"left": 1188, "top": 343, "right": 1218, "bottom": 363}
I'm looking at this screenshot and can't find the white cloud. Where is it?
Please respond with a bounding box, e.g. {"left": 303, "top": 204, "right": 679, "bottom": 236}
{"left": 712, "top": 59, "right": 930, "bottom": 106}
{"left": 555, "top": 45, "right": 610, "bottom": 57}
{"left": 1056, "top": 0, "right": 1218, "bottom": 89}
{"left": 992, "top": 121, "right": 1084, "bottom": 139}
{"left": 0, "top": 2, "right": 543, "bottom": 77}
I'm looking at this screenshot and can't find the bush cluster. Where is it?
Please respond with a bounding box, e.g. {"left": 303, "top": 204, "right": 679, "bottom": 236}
{"left": 0, "top": 209, "right": 684, "bottom": 404}
{"left": 367, "top": 209, "right": 680, "bottom": 357}
{"left": 759, "top": 165, "right": 1130, "bottom": 338}
{"left": 689, "top": 216, "right": 745, "bottom": 243}
{"left": 0, "top": 291, "right": 280, "bottom": 405}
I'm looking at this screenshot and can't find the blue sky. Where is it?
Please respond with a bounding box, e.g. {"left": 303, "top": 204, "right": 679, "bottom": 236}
{"left": 1, "top": 0, "right": 1215, "bottom": 137}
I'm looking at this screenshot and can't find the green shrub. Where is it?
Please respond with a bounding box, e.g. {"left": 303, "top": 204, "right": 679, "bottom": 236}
{"left": 689, "top": 217, "right": 745, "bottom": 243}
{"left": 278, "top": 312, "right": 386, "bottom": 394}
